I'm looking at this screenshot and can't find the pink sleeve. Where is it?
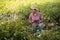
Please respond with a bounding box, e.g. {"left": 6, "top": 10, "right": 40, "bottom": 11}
{"left": 29, "top": 13, "right": 32, "bottom": 23}
{"left": 39, "top": 12, "right": 43, "bottom": 23}
{"left": 29, "top": 13, "right": 32, "bottom": 19}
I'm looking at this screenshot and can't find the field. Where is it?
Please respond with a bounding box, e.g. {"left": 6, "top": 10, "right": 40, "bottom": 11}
{"left": 0, "top": 0, "right": 60, "bottom": 40}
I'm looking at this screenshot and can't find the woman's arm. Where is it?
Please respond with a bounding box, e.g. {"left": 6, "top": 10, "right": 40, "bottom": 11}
{"left": 29, "top": 14, "right": 32, "bottom": 23}
{"left": 39, "top": 13, "right": 43, "bottom": 23}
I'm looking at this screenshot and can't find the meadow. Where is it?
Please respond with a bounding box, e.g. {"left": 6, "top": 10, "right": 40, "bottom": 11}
{"left": 0, "top": 0, "right": 60, "bottom": 40}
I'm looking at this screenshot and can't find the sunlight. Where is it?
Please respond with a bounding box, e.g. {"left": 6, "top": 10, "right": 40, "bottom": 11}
{"left": 0, "top": 0, "right": 60, "bottom": 14}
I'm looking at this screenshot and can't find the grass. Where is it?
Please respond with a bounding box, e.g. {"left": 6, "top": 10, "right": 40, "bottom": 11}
{"left": 0, "top": 0, "right": 60, "bottom": 40}
{"left": 0, "top": 17, "right": 60, "bottom": 40}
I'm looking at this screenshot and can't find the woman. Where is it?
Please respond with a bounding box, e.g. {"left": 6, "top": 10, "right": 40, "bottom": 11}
{"left": 29, "top": 6, "right": 44, "bottom": 37}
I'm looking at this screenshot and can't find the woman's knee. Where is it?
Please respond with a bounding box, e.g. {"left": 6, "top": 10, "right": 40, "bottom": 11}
{"left": 38, "top": 23, "right": 44, "bottom": 30}
{"left": 38, "top": 23, "right": 43, "bottom": 27}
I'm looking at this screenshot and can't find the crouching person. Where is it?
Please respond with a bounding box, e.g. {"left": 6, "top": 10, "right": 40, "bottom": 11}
{"left": 29, "top": 5, "right": 44, "bottom": 37}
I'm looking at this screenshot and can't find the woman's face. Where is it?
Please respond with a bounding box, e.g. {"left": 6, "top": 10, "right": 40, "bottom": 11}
{"left": 31, "top": 9, "right": 36, "bottom": 13}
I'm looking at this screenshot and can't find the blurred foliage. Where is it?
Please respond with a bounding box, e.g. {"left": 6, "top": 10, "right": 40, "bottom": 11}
{"left": 0, "top": 0, "right": 60, "bottom": 40}
{"left": 0, "top": 19, "right": 60, "bottom": 40}
{"left": 0, "top": 0, "right": 60, "bottom": 21}
{"left": 0, "top": 19, "right": 29, "bottom": 40}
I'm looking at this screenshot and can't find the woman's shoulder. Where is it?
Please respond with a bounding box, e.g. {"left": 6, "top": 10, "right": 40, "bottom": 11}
{"left": 29, "top": 13, "right": 33, "bottom": 17}
{"left": 37, "top": 12, "right": 42, "bottom": 15}
{"left": 30, "top": 13, "right": 33, "bottom": 15}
